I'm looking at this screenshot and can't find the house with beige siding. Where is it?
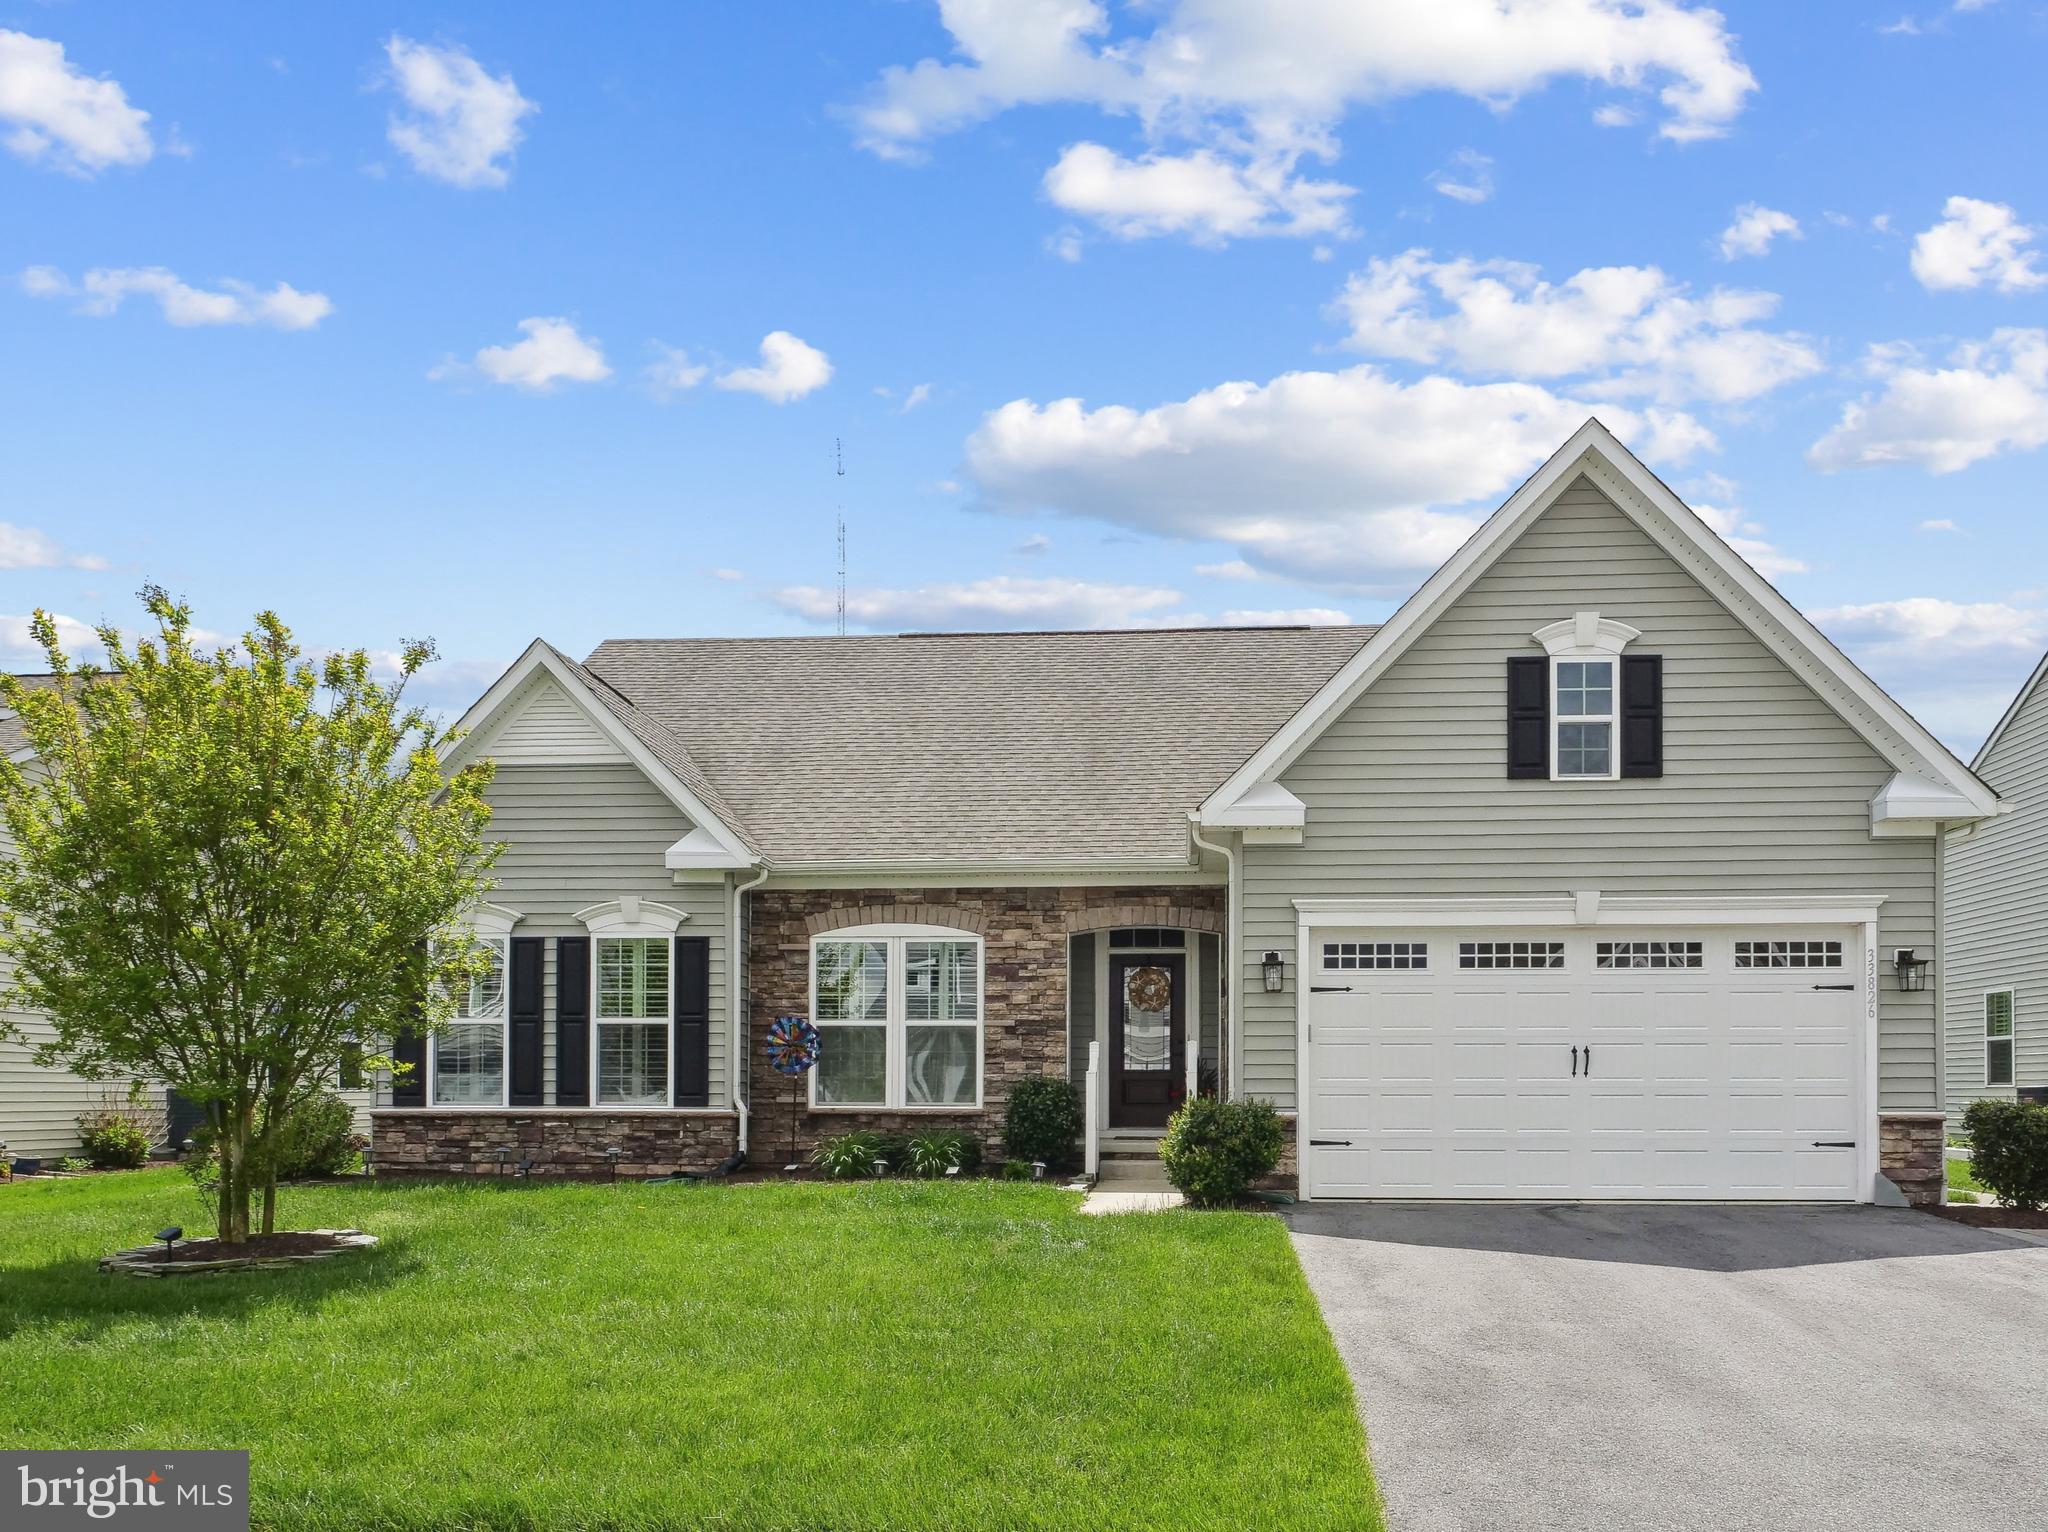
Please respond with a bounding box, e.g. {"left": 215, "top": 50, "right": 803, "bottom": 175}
{"left": 370, "top": 420, "right": 2001, "bottom": 1207}
{"left": 1943, "top": 649, "right": 2048, "bottom": 1121}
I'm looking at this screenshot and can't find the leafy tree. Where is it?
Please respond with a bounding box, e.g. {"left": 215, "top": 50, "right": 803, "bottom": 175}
{"left": 0, "top": 589, "right": 499, "bottom": 1241}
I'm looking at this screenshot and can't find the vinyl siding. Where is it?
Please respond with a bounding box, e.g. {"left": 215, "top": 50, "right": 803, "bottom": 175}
{"left": 1239, "top": 476, "right": 1936, "bottom": 1111}
{"left": 0, "top": 1005, "right": 163, "bottom": 1161}
{"left": 468, "top": 672, "right": 627, "bottom": 766}
{"left": 1944, "top": 666, "right": 2048, "bottom": 1119}
{"left": 377, "top": 763, "right": 731, "bottom": 1108}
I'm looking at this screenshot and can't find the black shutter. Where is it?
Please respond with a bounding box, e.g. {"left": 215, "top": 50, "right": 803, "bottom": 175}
{"left": 1620, "top": 653, "right": 1664, "bottom": 778}
{"left": 509, "top": 937, "right": 544, "bottom": 1106}
{"left": 556, "top": 936, "right": 590, "bottom": 1107}
{"left": 673, "top": 935, "right": 711, "bottom": 1109}
{"left": 390, "top": 1027, "right": 426, "bottom": 1107}
{"left": 1506, "top": 656, "right": 1550, "bottom": 779}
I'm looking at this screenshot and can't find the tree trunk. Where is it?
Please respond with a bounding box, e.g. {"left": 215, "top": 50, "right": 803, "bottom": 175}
{"left": 215, "top": 1105, "right": 255, "bottom": 1244}
{"left": 261, "top": 1174, "right": 276, "bottom": 1236}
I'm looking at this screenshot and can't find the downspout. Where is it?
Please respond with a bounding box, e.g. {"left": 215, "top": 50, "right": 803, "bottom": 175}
{"left": 1187, "top": 814, "right": 1238, "bottom": 1101}
{"left": 731, "top": 864, "right": 770, "bottom": 1158}
{"left": 1934, "top": 823, "right": 1948, "bottom": 1125}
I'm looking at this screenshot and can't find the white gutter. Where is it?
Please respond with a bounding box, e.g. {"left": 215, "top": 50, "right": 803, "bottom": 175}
{"left": 730, "top": 864, "right": 770, "bottom": 1155}
{"left": 1187, "top": 814, "right": 1238, "bottom": 1101}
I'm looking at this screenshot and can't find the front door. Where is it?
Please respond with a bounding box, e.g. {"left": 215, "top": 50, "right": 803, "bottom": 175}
{"left": 1109, "top": 953, "right": 1185, "bottom": 1129}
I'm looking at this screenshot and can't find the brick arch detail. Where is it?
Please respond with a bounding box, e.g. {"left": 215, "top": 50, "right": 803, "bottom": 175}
{"left": 803, "top": 903, "right": 991, "bottom": 937}
{"left": 1062, "top": 904, "right": 1224, "bottom": 937}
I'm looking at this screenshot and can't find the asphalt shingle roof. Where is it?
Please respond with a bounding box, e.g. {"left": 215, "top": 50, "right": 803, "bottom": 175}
{"left": 582, "top": 626, "right": 1377, "bottom": 866}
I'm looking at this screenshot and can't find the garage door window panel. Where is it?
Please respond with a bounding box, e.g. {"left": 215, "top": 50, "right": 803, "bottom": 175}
{"left": 1596, "top": 940, "right": 1703, "bottom": 970}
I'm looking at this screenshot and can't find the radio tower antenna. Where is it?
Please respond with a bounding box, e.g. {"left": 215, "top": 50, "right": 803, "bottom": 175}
{"left": 834, "top": 438, "right": 847, "bottom": 637}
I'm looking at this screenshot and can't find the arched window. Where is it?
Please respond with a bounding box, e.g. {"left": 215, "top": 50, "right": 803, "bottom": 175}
{"left": 809, "top": 925, "right": 983, "bottom": 1109}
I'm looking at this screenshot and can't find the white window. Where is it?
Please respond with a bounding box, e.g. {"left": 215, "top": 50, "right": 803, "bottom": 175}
{"left": 1459, "top": 941, "right": 1565, "bottom": 970}
{"left": 430, "top": 905, "right": 520, "bottom": 1106}
{"left": 575, "top": 898, "right": 690, "bottom": 1110}
{"left": 1533, "top": 613, "right": 1639, "bottom": 782}
{"left": 1324, "top": 941, "right": 1427, "bottom": 971}
{"left": 1735, "top": 940, "right": 1843, "bottom": 969}
{"left": 596, "top": 937, "right": 671, "bottom": 1106}
{"left": 810, "top": 926, "right": 983, "bottom": 1109}
{"left": 1596, "top": 940, "right": 1703, "bottom": 970}
{"left": 1987, "top": 990, "right": 2015, "bottom": 1088}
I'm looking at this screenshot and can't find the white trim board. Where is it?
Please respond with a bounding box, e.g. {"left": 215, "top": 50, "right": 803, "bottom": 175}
{"left": 1198, "top": 419, "right": 2002, "bottom": 832}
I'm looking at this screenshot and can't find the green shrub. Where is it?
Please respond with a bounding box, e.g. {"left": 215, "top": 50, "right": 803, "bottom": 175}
{"left": 1159, "top": 1097, "right": 1286, "bottom": 1208}
{"left": 813, "top": 1130, "right": 882, "bottom": 1179}
{"left": 1003, "top": 1078, "right": 1082, "bottom": 1169}
{"left": 59, "top": 1156, "right": 92, "bottom": 1173}
{"left": 78, "top": 1113, "right": 153, "bottom": 1170}
{"left": 905, "top": 1130, "right": 977, "bottom": 1178}
{"left": 1962, "top": 1099, "right": 2048, "bottom": 1211}
{"left": 868, "top": 1132, "right": 913, "bottom": 1176}
{"left": 999, "top": 1159, "right": 1038, "bottom": 1181}
{"left": 267, "top": 1092, "right": 364, "bottom": 1179}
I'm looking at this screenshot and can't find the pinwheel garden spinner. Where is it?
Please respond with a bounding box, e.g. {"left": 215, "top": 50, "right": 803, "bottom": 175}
{"left": 766, "top": 1015, "right": 820, "bottom": 1168}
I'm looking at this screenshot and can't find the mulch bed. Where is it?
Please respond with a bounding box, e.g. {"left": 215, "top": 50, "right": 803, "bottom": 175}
{"left": 152, "top": 1232, "right": 356, "bottom": 1262}
{"left": 1928, "top": 1204, "right": 2048, "bottom": 1230}
{"left": 100, "top": 1227, "right": 378, "bottom": 1277}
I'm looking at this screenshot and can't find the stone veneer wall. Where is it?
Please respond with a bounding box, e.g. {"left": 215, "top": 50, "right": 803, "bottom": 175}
{"left": 1877, "top": 1112, "right": 1944, "bottom": 1207}
{"left": 369, "top": 1110, "right": 738, "bottom": 1178}
{"left": 747, "top": 886, "right": 1224, "bottom": 1164}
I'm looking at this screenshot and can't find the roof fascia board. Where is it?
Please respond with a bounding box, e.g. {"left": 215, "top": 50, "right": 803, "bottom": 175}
{"left": 444, "top": 640, "right": 759, "bottom": 867}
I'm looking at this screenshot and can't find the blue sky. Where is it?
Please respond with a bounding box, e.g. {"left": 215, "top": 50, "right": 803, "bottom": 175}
{"left": 4, "top": 2, "right": 2046, "bottom": 749}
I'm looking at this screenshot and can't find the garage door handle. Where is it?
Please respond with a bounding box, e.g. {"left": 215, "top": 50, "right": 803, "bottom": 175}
{"left": 1308, "top": 1138, "right": 1354, "bottom": 1147}
{"left": 1309, "top": 985, "right": 1352, "bottom": 993}
{"left": 1812, "top": 984, "right": 1855, "bottom": 992}
{"left": 1582, "top": 1045, "right": 1591, "bottom": 1077}
{"left": 1571, "top": 1045, "right": 1579, "bottom": 1077}
{"left": 1812, "top": 1140, "right": 1856, "bottom": 1148}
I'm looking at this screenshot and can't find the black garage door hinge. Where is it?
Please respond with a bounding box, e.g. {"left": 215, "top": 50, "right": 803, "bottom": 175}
{"left": 1309, "top": 984, "right": 1353, "bottom": 993}
{"left": 1812, "top": 983, "right": 1855, "bottom": 991}
{"left": 1309, "top": 1138, "right": 1354, "bottom": 1147}
{"left": 1812, "top": 1140, "right": 1856, "bottom": 1148}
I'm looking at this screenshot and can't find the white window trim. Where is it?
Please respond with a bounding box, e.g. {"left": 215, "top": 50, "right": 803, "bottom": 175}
{"left": 428, "top": 901, "right": 521, "bottom": 1110}
{"left": 580, "top": 899, "right": 687, "bottom": 1111}
{"left": 1985, "top": 987, "right": 2016, "bottom": 1089}
{"left": 808, "top": 923, "right": 985, "bottom": 1112}
{"left": 1534, "top": 613, "right": 1640, "bottom": 784}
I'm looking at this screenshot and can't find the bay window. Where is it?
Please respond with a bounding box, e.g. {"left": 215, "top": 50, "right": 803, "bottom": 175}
{"left": 811, "top": 926, "right": 982, "bottom": 1108}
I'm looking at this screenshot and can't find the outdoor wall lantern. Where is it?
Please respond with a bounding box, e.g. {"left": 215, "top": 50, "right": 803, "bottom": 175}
{"left": 1262, "top": 951, "right": 1286, "bottom": 993}
{"left": 1893, "top": 948, "right": 1931, "bottom": 993}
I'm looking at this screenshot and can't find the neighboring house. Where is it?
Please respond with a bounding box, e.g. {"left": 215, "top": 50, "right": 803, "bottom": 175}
{"left": 1943, "top": 650, "right": 2048, "bottom": 1121}
{"left": 0, "top": 674, "right": 374, "bottom": 1166}
{"left": 369, "top": 421, "right": 2001, "bottom": 1206}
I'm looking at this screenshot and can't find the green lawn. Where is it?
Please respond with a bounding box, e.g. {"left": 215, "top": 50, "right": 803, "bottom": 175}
{"left": 1948, "top": 1152, "right": 1989, "bottom": 1200}
{"left": 0, "top": 1170, "right": 1378, "bottom": 1532}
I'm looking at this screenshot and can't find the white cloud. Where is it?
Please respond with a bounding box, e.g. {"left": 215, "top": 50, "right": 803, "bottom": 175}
{"left": 1013, "top": 533, "right": 1052, "bottom": 555}
{"left": 710, "top": 568, "right": 745, "bottom": 582}
{"left": 1428, "top": 149, "right": 1494, "bottom": 205}
{"left": 1045, "top": 226, "right": 1085, "bottom": 262}
{"left": 963, "top": 363, "right": 1713, "bottom": 591}
{"left": 1196, "top": 559, "right": 1261, "bottom": 580}
{"left": 1880, "top": 16, "right": 1922, "bottom": 35}
{"left": 0, "top": 29, "right": 153, "bottom": 174}
{"left": 768, "top": 575, "right": 1354, "bottom": 632}
{"left": 898, "top": 382, "right": 933, "bottom": 413}
{"left": 1809, "top": 329, "right": 2048, "bottom": 474}
{"left": 1043, "top": 141, "right": 1353, "bottom": 242}
{"left": 21, "top": 265, "right": 333, "bottom": 330}
{"left": 0, "top": 523, "right": 106, "bottom": 571}
{"left": 644, "top": 343, "right": 709, "bottom": 398}
{"left": 854, "top": 1, "right": 1754, "bottom": 244}
{"left": 1811, "top": 597, "right": 2044, "bottom": 666}
{"left": 434, "top": 316, "right": 610, "bottom": 392}
{"left": 383, "top": 36, "right": 535, "bottom": 189}
{"left": 716, "top": 331, "right": 833, "bottom": 403}
{"left": 1687, "top": 498, "right": 1806, "bottom": 579}
{"left": 1718, "top": 204, "right": 1801, "bottom": 260}
{"left": 1330, "top": 249, "right": 1823, "bottom": 405}
{"left": 773, "top": 575, "right": 1187, "bottom": 631}
{"left": 1919, "top": 518, "right": 1965, "bottom": 534}
{"left": 1593, "top": 103, "right": 1639, "bottom": 127}
{"left": 1910, "top": 196, "right": 2044, "bottom": 293}
{"left": 0, "top": 611, "right": 107, "bottom": 667}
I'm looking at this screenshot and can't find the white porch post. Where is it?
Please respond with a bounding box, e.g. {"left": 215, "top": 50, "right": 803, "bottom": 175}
{"left": 1084, "top": 1040, "right": 1101, "bottom": 1178}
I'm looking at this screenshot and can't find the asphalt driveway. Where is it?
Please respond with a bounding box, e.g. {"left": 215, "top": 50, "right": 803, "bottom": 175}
{"left": 1287, "top": 1203, "right": 2048, "bottom": 1532}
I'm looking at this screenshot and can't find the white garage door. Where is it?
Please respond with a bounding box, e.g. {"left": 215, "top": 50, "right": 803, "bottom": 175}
{"left": 1302, "top": 928, "right": 1864, "bottom": 1201}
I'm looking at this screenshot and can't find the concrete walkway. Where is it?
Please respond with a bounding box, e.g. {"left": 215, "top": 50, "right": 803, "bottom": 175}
{"left": 1078, "top": 1160, "right": 1184, "bottom": 1214}
{"left": 1288, "top": 1202, "right": 2048, "bottom": 1532}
